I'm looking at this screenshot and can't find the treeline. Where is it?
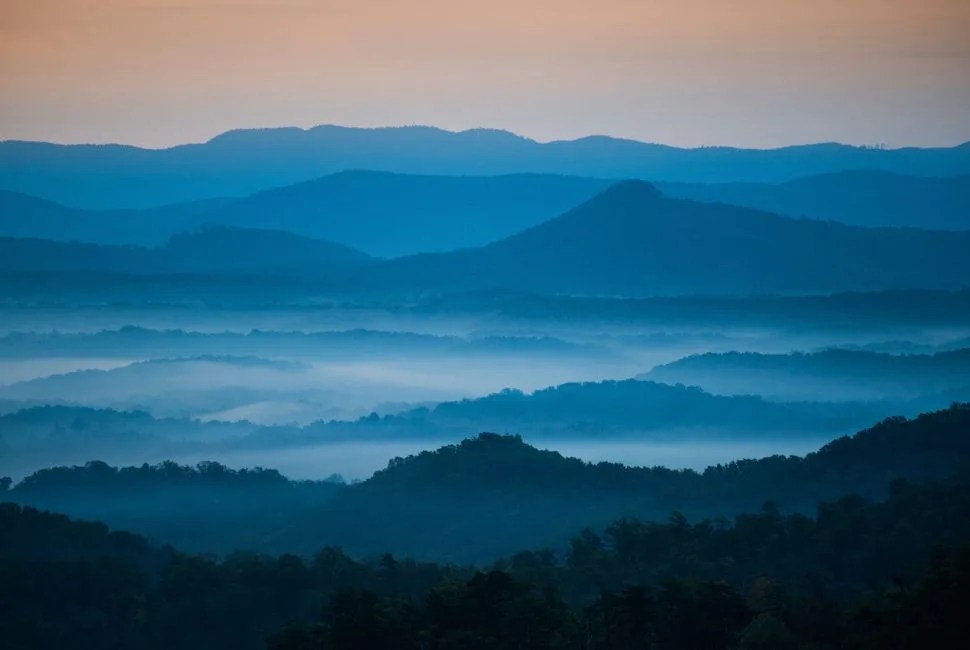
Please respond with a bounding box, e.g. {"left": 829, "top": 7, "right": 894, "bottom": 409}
{"left": 401, "top": 379, "right": 892, "bottom": 433}
{"left": 6, "top": 405, "right": 970, "bottom": 561}
{"left": 3, "top": 470, "right": 970, "bottom": 649}
{"left": 5, "top": 460, "right": 342, "bottom": 554}
{"left": 0, "top": 326, "right": 587, "bottom": 360}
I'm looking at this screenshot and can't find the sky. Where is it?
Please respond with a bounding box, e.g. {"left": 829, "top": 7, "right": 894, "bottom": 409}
{"left": 1, "top": 0, "right": 968, "bottom": 149}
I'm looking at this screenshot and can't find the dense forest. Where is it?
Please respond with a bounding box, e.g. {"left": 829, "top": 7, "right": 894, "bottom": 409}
{"left": 3, "top": 465, "right": 969, "bottom": 648}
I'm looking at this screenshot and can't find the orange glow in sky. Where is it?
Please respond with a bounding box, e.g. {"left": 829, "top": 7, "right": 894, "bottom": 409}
{"left": 1, "top": 0, "right": 968, "bottom": 147}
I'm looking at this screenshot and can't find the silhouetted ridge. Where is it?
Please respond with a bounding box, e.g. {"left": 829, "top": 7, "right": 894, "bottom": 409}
{"left": 6, "top": 125, "right": 970, "bottom": 208}
{"left": 8, "top": 405, "right": 970, "bottom": 564}
{"left": 0, "top": 226, "right": 373, "bottom": 275}
{"left": 591, "top": 179, "right": 664, "bottom": 203}
{"left": 367, "top": 432, "right": 576, "bottom": 490}
{"left": 204, "top": 126, "right": 308, "bottom": 146}
{"left": 658, "top": 170, "right": 970, "bottom": 230}
{"left": 164, "top": 225, "right": 371, "bottom": 264}
{"left": 360, "top": 179, "right": 970, "bottom": 295}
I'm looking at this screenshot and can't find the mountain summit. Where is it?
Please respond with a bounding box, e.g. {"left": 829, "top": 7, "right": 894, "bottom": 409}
{"left": 362, "top": 181, "right": 970, "bottom": 296}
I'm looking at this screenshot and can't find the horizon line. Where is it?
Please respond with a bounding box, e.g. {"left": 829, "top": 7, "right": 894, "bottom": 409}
{"left": 3, "top": 122, "right": 969, "bottom": 153}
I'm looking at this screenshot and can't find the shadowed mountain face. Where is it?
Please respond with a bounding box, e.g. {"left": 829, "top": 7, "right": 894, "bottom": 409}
{"left": 199, "top": 171, "right": 614, "bottom": 257}
{"left": 658, "top": 171, "right": 970, "bottom": 230}
{"left": 5, "top": 181, "right": 970, "bottom": 296}
{"left": 0, "top": 189, "right": 232, "bottom": 246}
{"left": 3, "top": 169, "right": 969, "bottom": 255}
{"left": 360, "top": 180, "right": 970, "bottom": 296}
{"left": 0, "top": 227, "right": 371, "bottom": 276}
{"left": 162, "top": 227, "right": 371, "bottom": 272}
{"left": 0, "top": 172, "right": 614, "bottom": 255}
{"left": 3, "top": 126, "right": 970, "bottom": 208}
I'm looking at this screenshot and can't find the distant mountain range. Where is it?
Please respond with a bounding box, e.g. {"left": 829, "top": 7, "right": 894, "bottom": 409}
{"left": 360, "top": 181, "right": 970, "bottom": 296}
{"left": 3, "top": 125, "right": 969, "bottom": 208}
{"left": 5, "top": 181, "right": 970, "bottom": 296}
{"left": 658, "top": 171, "right": 970, "bottom": 230}
{"left": 2, "top": 169, "right": 968, "bottom": 256}
{"left": 189, "top": 171, "right": 612, "bottom": 256}
{"left": 0, "top": 172, "right": 613, "bottom": 255}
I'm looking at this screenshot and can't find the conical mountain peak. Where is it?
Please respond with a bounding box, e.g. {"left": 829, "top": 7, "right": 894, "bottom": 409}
{"left": 586, "top": 179, "right": 663, "bottom": 205}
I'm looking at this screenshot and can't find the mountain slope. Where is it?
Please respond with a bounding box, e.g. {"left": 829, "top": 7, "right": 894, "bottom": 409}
{"left": 658, "top": 171, "right": 970, "bottom": 230}
{"left": 4, "top": 125, "right": 970, "bottom": 208}
{"left": 293, "top": 404, "right": 970, "bottom": 560}
{"left": 162, "top": 226, "right": 371, "bottom": 272}
{"left": 0, "top": 172, "right": 614, "bottom": 255}
{"left": 200, "top": 171, "right": 614, "bottom": 256}
{"left": 643, "top": 348, "right": 970, "bottom": 402}
{"left": 362, "top": 181, "right": 970, "bottom": 296}
{"left": 0, "top": 188, "right": 230, "bottom": 245}
{"left": 0, "top": 227, "right": 372, "bottom": 275}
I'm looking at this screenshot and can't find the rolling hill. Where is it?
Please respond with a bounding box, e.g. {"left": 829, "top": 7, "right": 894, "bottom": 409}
{"left": 324, "top": 379, "right": 896, "bottom": 441}
{"left": 642, "top": 348, "right": 970, "bottom": 402}
{"left": 7, "top": 404, "right": 970, "bottom": 561}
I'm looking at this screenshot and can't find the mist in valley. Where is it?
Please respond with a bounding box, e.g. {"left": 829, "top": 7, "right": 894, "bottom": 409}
{"left": 3, "top": 293, "right": 968, "bottom": 486}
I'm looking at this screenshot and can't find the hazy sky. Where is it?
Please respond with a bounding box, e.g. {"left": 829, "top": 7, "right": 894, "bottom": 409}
{"left": 1, "top": 0, "right": 968, "bottom": 148}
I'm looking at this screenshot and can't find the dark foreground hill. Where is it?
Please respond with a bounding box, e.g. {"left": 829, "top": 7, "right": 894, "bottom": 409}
{"left": 4, "top": 418, "right": 970, "bottom": 649}
{"left": 360, "top": 180, "right": 970, "bottom": 296}
{"left": 7, "top": 404, "right": 970, "bottom": 561}
{"left": 298, "top": 405, "right": 970, "bottom": 560}
{"left": 3, "top": 125, "right": 970, "bottom": 208}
